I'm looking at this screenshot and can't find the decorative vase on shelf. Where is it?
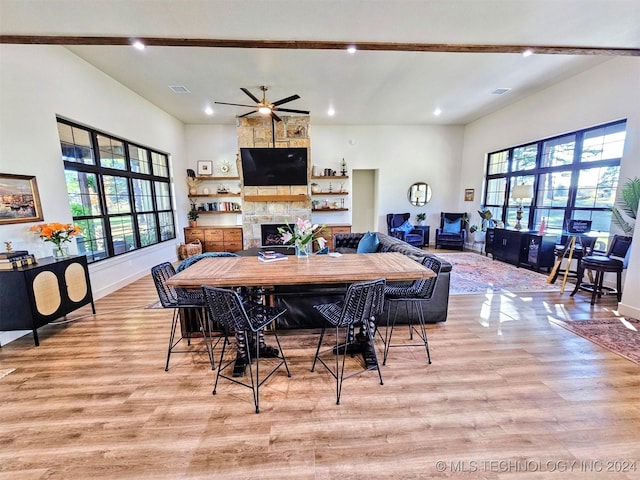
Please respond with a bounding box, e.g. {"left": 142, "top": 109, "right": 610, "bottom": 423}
{"left": 295, "top": 243, "right": 311, "bottom": 258}
{"left": 52, "top": 245, "right": 69, "bottom": 260}
{"left": 189, "top": 187, "right": 197, "bottom": 195}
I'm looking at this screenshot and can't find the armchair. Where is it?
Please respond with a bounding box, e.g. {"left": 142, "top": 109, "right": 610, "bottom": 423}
{"left": 386, "top": 213, "right": 425, "bottom": 247}
{"left": 435, "top": 212, "right": 467, "bottom": 250}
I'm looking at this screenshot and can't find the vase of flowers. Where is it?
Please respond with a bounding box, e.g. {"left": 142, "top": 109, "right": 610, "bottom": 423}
{"left": 30, "top": 222, "right": 82, "bottom": 259}
{"left": 278, "top": 218, "right": 326, "bottom": 258}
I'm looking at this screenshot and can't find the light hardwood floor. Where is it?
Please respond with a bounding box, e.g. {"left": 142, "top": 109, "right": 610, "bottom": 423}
{"left": 1, "top": 268, "right": 639, "bottom": 479}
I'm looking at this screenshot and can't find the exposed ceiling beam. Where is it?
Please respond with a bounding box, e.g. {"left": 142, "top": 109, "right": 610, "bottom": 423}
{"left": 1, "top": 35, "right": 638, "bottom": 56}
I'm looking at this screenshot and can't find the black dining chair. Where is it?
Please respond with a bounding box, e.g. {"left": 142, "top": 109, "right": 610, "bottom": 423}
{"left": 311, "top": 278, "right": 386, "bottom": 405}
{"left": 570, "top": 235, "right": 632, "bottom": 305}
{"left": 202, "top": 285, "right": 291, "bottom": 413}
{"left": 381, "top": 256, "right": 440, "bottom": 365}
{"left": 151, "top": 262, "right": 216, "bottom": 371}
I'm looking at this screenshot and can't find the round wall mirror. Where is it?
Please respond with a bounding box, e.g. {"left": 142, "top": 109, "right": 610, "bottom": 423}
{"left": 408, "top": 182, "right": 432, "bottom": 206}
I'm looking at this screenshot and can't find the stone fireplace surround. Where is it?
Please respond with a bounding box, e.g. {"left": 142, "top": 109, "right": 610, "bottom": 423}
{"left": 237, "top": 115, "right": 312, "bottom": 249}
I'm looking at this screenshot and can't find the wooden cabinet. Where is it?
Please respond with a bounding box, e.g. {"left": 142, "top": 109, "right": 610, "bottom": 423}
{"left": 486, "top": 228, "right": 555, "bottom": 272}
{"left": 0, "top": 255, "right": 95, "bottom": 346}
{"left": 316, "top": 224, "right": 351, "bottom": 251}
{"left": 184, "top": 227, "right": 243, "bottom": 253}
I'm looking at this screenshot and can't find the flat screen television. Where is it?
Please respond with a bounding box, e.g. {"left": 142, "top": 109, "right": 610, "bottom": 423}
{"left": 240, "top": 147, "right": 308, "bottom": 186}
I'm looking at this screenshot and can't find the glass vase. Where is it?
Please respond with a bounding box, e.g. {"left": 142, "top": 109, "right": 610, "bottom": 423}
{"left": 53, "top": 245, "right": 69, "bottom": 260}
{"left": 295, "top": 243, "right": 311, "bottom": 259}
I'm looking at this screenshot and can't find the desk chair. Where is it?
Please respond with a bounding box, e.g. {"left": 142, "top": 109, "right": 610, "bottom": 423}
{"left": 312, "top": 278, "right": 386, "bottom": 405}
{"left": 151, "top": 262, "right": 215, "bottom": 371}
{"left": 381, "top": 256, "right": 440, "bottom": 365}
{"left": 202, "top": 286, "right": 290, "bottom": 413}
{"left": 570, "top": 235, "right": 632, "bottom": 305}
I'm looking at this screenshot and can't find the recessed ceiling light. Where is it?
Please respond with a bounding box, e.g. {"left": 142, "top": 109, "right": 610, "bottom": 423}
{"left": 491, "top": 88, "right": 511, "bottom": 95}
{"left": 347, "top": 46, "right": 357, "bottom": 54}
{"left": 204, "top": 106, "right": 213, "bottom": 116}
{"left": 132, "top": 40, "right": 146, "bottom": 51}
{"left": 433, "top": 108, "right": 442, "bottom": 116}
{"left": 327, "top": 107, "right": 335, "bottom": 116}
{"left": 169, "top": 85, "right": 190, "bottom": 93}
{"left": 522, "top": 49, "right": 534, "bottom": 57}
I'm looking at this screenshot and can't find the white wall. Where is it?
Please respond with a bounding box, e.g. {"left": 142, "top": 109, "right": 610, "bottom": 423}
{"left": 312, "top": 125, "right": 465, "bottom": 233}
{"left": 461, "top": 57, "right": 640, "bottom": 317}
{"left": 0, "top": 45, "right": 188, "bottom": 304}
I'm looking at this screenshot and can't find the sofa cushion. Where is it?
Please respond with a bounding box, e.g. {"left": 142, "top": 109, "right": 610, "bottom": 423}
{"left": 443, "top": 217, "right": 462, "bottom": 234}
{"left": 357, "top": 231, "right": 380, "bottom": 253}
{"left": 392, "top": 219, "right": 414, "bottom": 234}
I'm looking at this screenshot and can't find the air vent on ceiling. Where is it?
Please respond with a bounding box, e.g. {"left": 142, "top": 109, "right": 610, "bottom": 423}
{"left": 491, "top": 88, "right": 511, "bottom": 95}
{"left": 169, "top": 85, "right": 190, "bottom": 93}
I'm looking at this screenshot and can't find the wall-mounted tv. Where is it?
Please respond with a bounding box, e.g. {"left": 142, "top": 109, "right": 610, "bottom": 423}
{"left": 240, "top": 147, "right": 308, "bottom": 186}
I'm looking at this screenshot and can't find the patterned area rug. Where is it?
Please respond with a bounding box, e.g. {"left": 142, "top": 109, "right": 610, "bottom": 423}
{"left": 551, "top": 317, "right": 640, "bottom": 366}
{"left": 436, "top": 252, "right": 561, "bottom": 295}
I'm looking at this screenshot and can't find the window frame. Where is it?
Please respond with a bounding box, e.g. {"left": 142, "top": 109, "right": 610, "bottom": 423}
{"left": 57, "top": 118, "right": 176, "bottom": 264}
{"left": 483, "top": 120, "right": 626, "bottom": 235}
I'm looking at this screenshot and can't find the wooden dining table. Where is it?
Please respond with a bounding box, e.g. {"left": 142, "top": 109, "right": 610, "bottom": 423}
{"left": 166, "top": 251, "right": 434, "bottom": 289}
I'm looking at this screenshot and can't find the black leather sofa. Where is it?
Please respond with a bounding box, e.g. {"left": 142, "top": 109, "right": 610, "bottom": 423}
{"left": 273, "top": 232, "right": 452, "bottom": 329}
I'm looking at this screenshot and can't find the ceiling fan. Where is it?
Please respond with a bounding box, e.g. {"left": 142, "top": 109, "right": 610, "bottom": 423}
{"left": 215, "top": 85, "right": 309, "bottom": 122}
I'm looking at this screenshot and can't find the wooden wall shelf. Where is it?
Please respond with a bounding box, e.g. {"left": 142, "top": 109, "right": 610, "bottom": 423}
{"left": 195, "top": 176, "right": 240, "bottom": 181}
{"left": 198, "top": 210, "right": 242, "bottom": 214}
{"left": 311, "top": 192, "right": 348, "bottom": 196}
{"left": 244, "top": 194, "right": 309, "bottom": 202}
{"left": 311, "top": 175, "right": 349, "bottom": 179}
{"left": 312, "top": 208, "right": 348, "bottom": 212}
{"left": 188, "top": 193, "right": 241, "bottom": 198}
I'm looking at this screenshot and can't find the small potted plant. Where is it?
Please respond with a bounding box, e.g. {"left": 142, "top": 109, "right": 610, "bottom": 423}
{"left": 416, "top": 212, "right": 426, "bottom": 225}
{"left": 188, "top": 207, "right": 199, "bottom": 227}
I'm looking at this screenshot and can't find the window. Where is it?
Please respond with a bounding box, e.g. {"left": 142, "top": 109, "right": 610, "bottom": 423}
{"left": 57, "top": 119, "right": 176, "bottom": 263}
{"left": 483, "top": 120, "right": 626, "bottom": 235}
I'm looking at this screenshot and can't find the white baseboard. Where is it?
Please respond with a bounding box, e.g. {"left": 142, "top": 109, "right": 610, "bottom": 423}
{"left": 618, "top": 302, "right": 640, "bottom": 319}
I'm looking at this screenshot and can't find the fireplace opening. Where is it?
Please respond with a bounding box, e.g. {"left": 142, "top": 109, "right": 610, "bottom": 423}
{"left": 261, "top": 223, "right": 294, "bottom": 248}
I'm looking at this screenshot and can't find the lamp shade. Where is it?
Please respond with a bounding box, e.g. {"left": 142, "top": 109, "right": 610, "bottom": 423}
{"left": 512, "top": 184, "right": 534, "bottom": 200}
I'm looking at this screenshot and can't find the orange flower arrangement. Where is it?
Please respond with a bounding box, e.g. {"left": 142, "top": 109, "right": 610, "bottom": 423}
{"left": 30, "top": 222, "right": 82, "bottom": 253}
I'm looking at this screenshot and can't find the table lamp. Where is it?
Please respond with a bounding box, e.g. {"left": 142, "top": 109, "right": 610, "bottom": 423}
{"left": 512, "top": 184, "right": 534, "bottom": 230}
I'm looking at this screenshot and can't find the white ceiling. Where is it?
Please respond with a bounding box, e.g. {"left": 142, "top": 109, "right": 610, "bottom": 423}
{"left": 1, "top": 0, "right": 639, "bottom": 125}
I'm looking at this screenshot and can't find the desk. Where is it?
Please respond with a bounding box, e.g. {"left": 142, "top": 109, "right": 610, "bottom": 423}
{"left": 167, "top": 252, "right": 434, "bottom": 288}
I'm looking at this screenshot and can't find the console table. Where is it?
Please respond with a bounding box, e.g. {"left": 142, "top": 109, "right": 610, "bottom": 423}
{"left": 485, "top": 228, "right": 556, "bottom": 272}
{"left": 0, "top": 255, "right": 95, "bottom": 346}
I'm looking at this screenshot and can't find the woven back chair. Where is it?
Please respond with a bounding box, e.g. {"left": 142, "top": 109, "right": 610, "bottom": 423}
{"left": 151, "top": 262, "right": 215, "bottom": 371}
{"left": 382, "top": 256, "right": 440, "bottom": 365}
{"left": 311, "top": 278, "right": 386, "bottom": 405}
{"left": 202, "top": 286, "right": 290, "bottom": 413}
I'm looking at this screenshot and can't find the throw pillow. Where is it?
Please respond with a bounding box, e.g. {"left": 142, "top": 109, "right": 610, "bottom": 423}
{"left": 357, "top": 231, "right": 380, "bottom": 253}
{"left": 392, "top": 219, "right": 414, "bottom": 234}
{"left": 443, "top": 218, "right": 462, "bottom": 234}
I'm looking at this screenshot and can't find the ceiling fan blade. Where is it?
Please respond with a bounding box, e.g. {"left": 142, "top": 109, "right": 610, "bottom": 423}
{"left": 271, "top": 94, "right": 300, "bottom": 107}
{"left": 237, "top": 110, "right": 258, "bottom": 118}
{"left": 240, "top": 87, "right": 261, "bottom": 104}
{"left": 215, "top": 101, "right": 258, "bottom": 108}
{"left": 271, "top": 111, "right": 282, "bottom": 122}
{"left": 274, "top": 107, "right": 310, "bottom": 114}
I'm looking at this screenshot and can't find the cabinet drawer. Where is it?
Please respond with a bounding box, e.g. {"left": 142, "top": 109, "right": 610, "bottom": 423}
{"left": 224, "top": 241, "right": 243, "bottom": 252}
{"left": 204, "top": 242, "right": 224, "bottom": 252}
{"left": 223, "top": 228, "right": 242, "bottom": 241}
{"left": 185, "top": 229, "right": 204, "bottom": 242}
{"left": 204, "top": 229, "right": 224, "bottom": 241}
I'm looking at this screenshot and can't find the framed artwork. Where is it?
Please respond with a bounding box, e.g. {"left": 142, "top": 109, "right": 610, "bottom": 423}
{"left": 0, "top": 173, "right": 44, "bottom": 224}
{"left": 197, "top": 160, "right": 213, "bottom": 176}
{"left": 464, "top": 188, "right": 475, "bottom": 202}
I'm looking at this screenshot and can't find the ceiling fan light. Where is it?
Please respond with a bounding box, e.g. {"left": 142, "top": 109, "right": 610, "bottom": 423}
{"left": 258, "top": 106, "right": 272, "bottom": 115}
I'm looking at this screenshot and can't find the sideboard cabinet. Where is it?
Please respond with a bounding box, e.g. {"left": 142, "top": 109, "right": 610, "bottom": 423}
{"left": 485, "top": 228, "right": 556, "bottom": 272}
{"left": 184, "top": 226, "right": 243, "bottom": 252}
{"left": 0, "top": 255, "right": 95, "bottom": 346}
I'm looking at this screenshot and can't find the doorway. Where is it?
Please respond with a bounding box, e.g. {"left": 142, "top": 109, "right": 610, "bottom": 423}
{"left": 352, "top": 169, "right": 377, "bottom": 233}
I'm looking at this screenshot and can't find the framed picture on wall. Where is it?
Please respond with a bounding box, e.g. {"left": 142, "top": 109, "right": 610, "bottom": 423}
{"left": 464, "top": 188, "right": 475, "bottom": 202}
{"left": 197, "top": 160, "right": 213, "bottom": 176}
{"left": 0, "top": 173, "right": 44, "bottom": 224}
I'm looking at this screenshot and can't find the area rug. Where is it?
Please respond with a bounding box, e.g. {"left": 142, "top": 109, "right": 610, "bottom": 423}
{"left": 551, "top": 317, "right": 640, "bottom": 366}
{"left": 436, "top": 252, "right": 561, "bottom": 295}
